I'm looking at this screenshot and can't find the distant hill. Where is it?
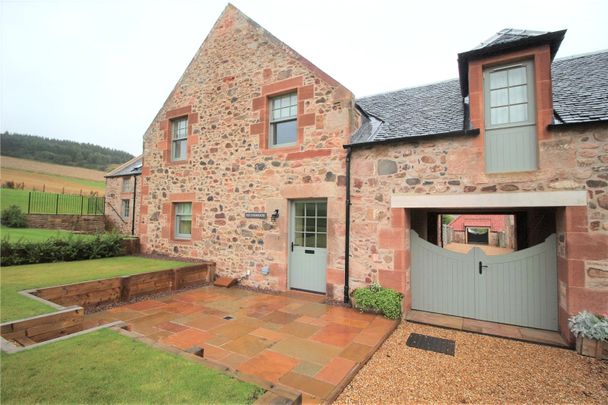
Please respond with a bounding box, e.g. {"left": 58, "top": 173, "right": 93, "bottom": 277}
{"left": 0, "top": 132, "right": 134, "bottom": 171}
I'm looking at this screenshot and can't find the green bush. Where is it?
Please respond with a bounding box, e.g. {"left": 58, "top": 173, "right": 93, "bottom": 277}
{"left": 353, "top": 282, "right": 403, "bottom": 320}
{"left": 1, "top": 205, "right": 27, "bottom": 228}
{"left": 0, "top": 233, "right": 125, "bottom": 266}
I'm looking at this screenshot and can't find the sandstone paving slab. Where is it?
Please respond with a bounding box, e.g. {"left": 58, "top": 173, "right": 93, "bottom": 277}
{"left": 221, "top": 334, "right": 274, "bottom": 357}
{"left": 310, "top": 323, "right": 361, "bottom": 348}
{"left": 238, "top": 350, "right": 300, "bottom": 381}
{"left": 292, "top": 361, "right": 324, "bottom": 377}
{"left": 279, "top": 371, "right": 335, "bottom": 399}
{"left": 278, "top": 321, "right": 321, "bottom": 338}
{"left": 270, "top": 336, "right": 342, "bottom": 365}
{"left": 315, "top": 357, "right": 357, "bottom": 386}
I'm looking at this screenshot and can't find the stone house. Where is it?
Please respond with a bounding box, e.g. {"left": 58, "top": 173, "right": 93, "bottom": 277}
{"left": 105, "top": 155, "right": 142, "bottom": 236}
{"left": 124, "top": 4, "right": 607, "bottom": 343}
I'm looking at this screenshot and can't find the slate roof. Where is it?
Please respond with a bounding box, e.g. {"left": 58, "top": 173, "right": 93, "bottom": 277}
{"left": 552, "top": 51, "right": 608, "bottom": 123}
{"left": 351, "top": 50, "right": 608, "bottom": 144}
{"left": 105, "top": 155, "right": 143, "bottom": 178}
{"left": 472, "top": 29, "right": 548, "bottom": 50}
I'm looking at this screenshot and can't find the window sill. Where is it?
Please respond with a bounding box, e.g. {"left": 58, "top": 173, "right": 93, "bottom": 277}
{"left": 172, "top": 237, "right": 193, "bottom": 244}
{"left": 260, "top": 145, "right": 300, "bottom": 155}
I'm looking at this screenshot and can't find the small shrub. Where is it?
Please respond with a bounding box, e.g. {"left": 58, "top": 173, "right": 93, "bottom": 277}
{"left": 0, "top": 233, "right": 125, "bottom": 266}
{"left": 353, "top": 283, "right": 403, "bottom": 320}
{"left": 569, "top": 311, "right": 608, "bottom": 341}
{"left": 1, "top": 205, "right": 27, "bottom": 228}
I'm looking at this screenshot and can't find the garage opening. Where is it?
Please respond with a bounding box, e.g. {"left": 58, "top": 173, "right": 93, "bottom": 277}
{"left": 408, "top": 207, "right": 559, "bottom": 331}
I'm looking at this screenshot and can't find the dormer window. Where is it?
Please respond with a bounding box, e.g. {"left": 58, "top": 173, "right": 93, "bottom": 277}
{"left": 483, "top": 60, "right": 537, "bottom": 173}
{"left": 269, "top": 92, "right": 297, "bottom": 147}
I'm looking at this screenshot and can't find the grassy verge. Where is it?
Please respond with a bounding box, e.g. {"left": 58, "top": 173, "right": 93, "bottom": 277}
{"left": 0, "top": 226, "right": 96, "bottom": 243}
{"left": 0, "top": 256, "right": 190, "bottom": 322}
{"left": 1, "top": 328, "right": 263, "bottom": 404}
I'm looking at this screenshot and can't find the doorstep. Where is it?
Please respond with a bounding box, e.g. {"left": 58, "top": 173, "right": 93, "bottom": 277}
{"left": 406, "top": 310, "right": 569, "bottom": 348}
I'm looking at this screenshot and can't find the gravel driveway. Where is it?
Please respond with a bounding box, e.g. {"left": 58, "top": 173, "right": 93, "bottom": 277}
{"left": 336, "top": 322, "right": 608, "bottom": 404}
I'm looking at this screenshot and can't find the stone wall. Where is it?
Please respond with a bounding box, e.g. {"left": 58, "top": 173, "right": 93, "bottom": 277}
{"left": 139, "top": 5, "right": 355, "bottom": 298}
{"left": 26, "top": 214, "right": 106, "bottom": 233}
{"left": 104, "top": 175, "right": 140, "bottom": 236}
{"left": 349, "top": 124, "right": 607, "bottom": 341}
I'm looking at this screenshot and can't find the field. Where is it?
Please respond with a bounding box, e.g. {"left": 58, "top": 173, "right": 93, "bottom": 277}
{"left": 1, "top": 156, "right": 105, "bottom": 195}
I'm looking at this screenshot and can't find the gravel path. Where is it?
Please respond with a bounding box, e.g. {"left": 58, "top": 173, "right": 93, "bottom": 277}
{"left": 336, "top": 322, "right": 608, "bottom": 404}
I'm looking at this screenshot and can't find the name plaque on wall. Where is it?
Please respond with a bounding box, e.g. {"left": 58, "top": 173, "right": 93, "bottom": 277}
{"left": 245, "top": 212, "right": 267, "bottom": 219}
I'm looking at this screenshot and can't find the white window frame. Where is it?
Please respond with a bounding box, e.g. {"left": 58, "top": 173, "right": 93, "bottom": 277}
{"left": 268, "top": 92, "right": 298, "bottom": 148}
{"left": 174, "top": 202, "right": 192, "bottom": 240}
{"left": 121, "top": 199, "right": 130, "bottom": 218}
{"left": 171, "top": 117, "right": 188, "bottom": 161}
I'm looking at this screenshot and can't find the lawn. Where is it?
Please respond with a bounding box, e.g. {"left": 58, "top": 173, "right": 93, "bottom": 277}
{"left": 1, "top": 328, "right": 264, "bottom": 404}
{"left": 0, "top": 256, "right": 190, "bottom": 322}
{"left": 0, "top": 226, "right": 96, "bottom": 242}
{"left": 0, "top": 188, "right": 104, "bottom": 214}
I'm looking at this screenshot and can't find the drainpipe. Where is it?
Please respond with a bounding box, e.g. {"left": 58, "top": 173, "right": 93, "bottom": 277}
{"left": 131, "top": 175, "right": 138, "bottom": 236}
{"left": 344, "top": 147, "right": 352, "bottom": 304}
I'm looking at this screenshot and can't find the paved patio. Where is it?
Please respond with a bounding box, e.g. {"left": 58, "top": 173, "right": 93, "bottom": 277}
{"left": 84, "top": 286, "right": 397, "bottom": 402}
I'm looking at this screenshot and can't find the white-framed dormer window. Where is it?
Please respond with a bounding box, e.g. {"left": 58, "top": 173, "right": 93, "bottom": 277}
{"left": 483, "top": 60, "right": 537, "bottom": 173}
{"left": 121, "top": 199, "right": 130, "bottom": 218}
{"left": 174, "top": 202, "right": 192, "bottom": 240}
{"left": 171, "top": 117, "right": 188, "bottom": 161}
{"left": 269, "top": 92, "right": 297, "bottom": 147}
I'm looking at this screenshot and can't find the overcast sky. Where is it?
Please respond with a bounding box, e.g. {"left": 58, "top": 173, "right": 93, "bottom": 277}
{"left": 1, "top": 0, "right": 607, "bottom": 156}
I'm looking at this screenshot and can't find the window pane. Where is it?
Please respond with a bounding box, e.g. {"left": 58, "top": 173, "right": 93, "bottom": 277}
{"left": 317, "top": 217, "right": 327, "bottom": 232}
{"left": 272, "top": 120, "right": 297, "bottom": 146}
{"left": 491, "top": 107, "right": 509, "bottom": 125}
{"left": 490, "top": 70, "right": 508, "bottom": 89}
{"left": 317, "top": 203, "right": 327, "bottom": 217}
{"left": 508, "top": 66, "right": 526, "bottom": 85}
{"left": 305, "top": 233, "right": 315, "bottom": 247}
{"left": 295, "top": 217, "right": 304, "bottom": 231}
{"left": 305, "top": 217, "right": 315, "bottom": 232}
{"left": 316, "top": 233, "right": 326, "bottom": 249}
{"left": 305, "top": 203, "right": 315, "bottom": 217}
{"left": 176, "top": 203, "right": 192, "bottom": 215}
{"left": 295, "top": 232, "right": 304, "bottom": 246}
{"left": 509, "top": 85, "right": 527, "bottom": 104}
{"left": 289, "top": 105, "right": 297, "bottom": 117}
{"left": 295, "top": 203, "right": 305, "bottom": 216}
{"left": 490, "top": 89, "right": 508, "bottom": 107}
{"left": 509, "top": 104, "right": 528, "bottom": 123}
{"left": 172, "top": 140, "right": 181, "bottom": 160}
{"left": 178, "top": 218, "right": 192, "bottom": 235}
{"left": 290, "top": 93, "right": 297, "bottom": 106}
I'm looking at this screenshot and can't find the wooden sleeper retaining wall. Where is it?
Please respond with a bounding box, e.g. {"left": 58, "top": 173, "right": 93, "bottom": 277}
{"left": 1, "top": 262, "right": 215, "bottom": 348}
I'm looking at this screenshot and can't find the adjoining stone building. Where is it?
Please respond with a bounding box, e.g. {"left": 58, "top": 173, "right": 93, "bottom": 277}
{"left": 125, "top": 5, "right": 607, "bottom": 343}
{"left": 105, "top": 155, "right": 142, "bottom": 236}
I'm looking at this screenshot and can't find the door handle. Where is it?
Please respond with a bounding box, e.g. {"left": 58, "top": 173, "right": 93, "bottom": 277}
{"left": 291, "top": 242, "right": 294, "bottom": 252}
{"left": 479, "top": 261, "right": 488, "bottom": 274}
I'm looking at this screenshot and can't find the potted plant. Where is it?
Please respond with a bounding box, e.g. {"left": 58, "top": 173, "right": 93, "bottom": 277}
{"left": 568, "top": 311, "right": 608, "bottom": 360}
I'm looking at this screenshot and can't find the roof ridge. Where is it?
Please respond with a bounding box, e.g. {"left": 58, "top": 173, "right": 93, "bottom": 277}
{"left": 554, "top": 49, "right": 608, "bottom": 62}
{"left": 357, "top": 78, "right": 459, "bottom": 100}
{"left": 105, "top": 154, "right": 142, "bottom": 176}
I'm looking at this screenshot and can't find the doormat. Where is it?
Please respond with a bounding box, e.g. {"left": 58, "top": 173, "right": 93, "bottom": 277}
{"left": 406, "top": 333, "right": 455, "bottom": 356}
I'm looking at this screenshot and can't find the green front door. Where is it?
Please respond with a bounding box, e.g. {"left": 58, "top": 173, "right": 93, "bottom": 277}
{"left": 289, "top": 200, "right": 327, "bottom": 293}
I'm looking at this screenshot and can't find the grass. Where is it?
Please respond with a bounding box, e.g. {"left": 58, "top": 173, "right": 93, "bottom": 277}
{"left": 0, "top": 226, "right": 96, "bottom": 242}
{"left": 1, "top": 188, "right": 104, "bottom": 214}
{"left": 1, "top": 328, "right": 264, "bottom": 404}
{"left": 0, "top": 256, "right": 190, "bottom": 322}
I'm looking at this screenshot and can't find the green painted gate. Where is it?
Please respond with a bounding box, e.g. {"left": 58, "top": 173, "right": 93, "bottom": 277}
{"left": 411, "top": 230, "right": 558, "bottom": 330}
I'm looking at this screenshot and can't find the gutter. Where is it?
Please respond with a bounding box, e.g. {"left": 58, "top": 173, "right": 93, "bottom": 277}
{"left": 547, "top": 119, "right": 608, "bottom": 131}
{"left": 131, "top": 175, "right": 138, "bottom": 236}
{"left": 343, "top": 128, "right": 480, "bottom": 149}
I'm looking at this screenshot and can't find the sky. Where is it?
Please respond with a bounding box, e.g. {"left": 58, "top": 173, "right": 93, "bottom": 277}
{"left": 1, "top": 0, "right": 607, "bottom": 156}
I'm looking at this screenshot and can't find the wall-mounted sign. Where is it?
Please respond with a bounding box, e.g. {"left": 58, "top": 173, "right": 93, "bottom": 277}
{"left": 245, "top": 212, "right": 267, "bottom": 219}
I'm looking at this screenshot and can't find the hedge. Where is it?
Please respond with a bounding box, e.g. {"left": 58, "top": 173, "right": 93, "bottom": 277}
{"left": 0, "top": 233, "right": 125, "bottom": 266}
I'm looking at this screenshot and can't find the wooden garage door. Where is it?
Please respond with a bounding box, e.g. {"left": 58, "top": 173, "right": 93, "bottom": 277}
{"left": 411, "top": 230, "right": 558, "bottom": 330}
